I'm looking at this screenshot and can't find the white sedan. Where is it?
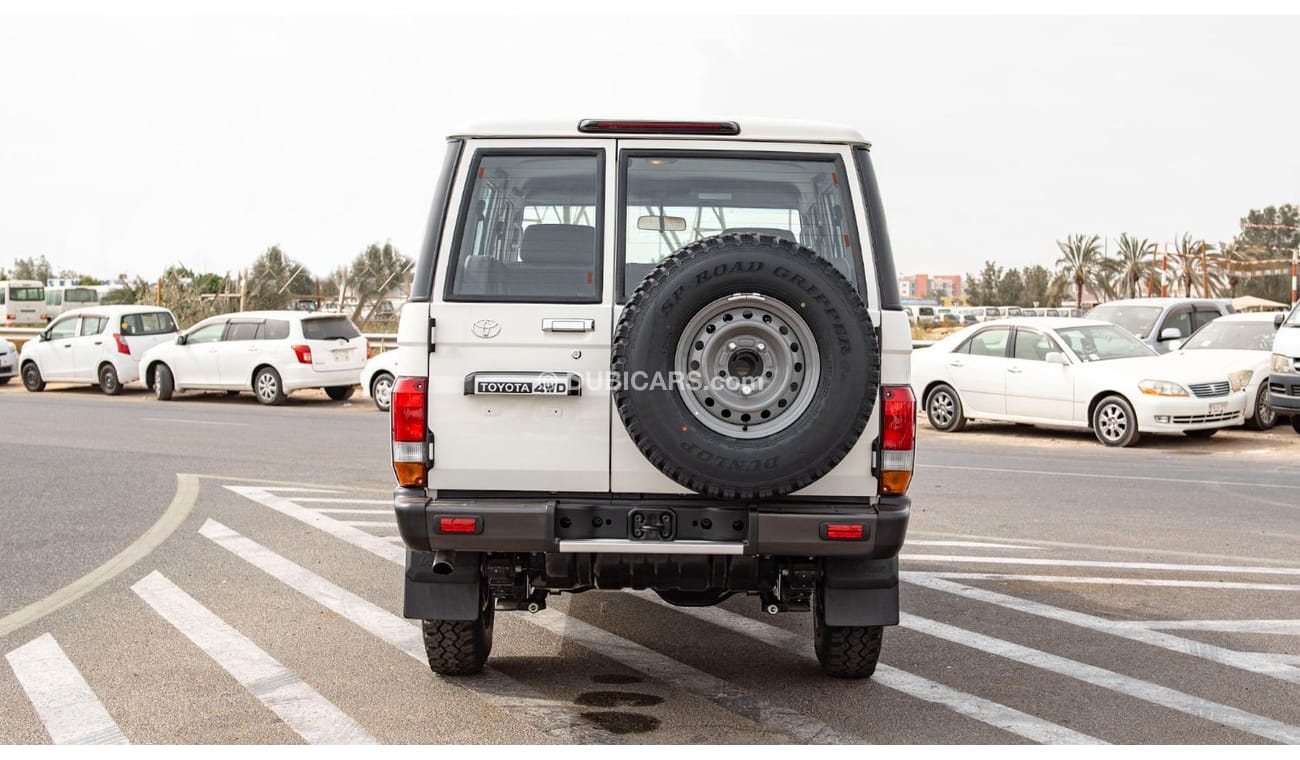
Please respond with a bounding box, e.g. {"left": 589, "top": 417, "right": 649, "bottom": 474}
{"left": 911, "top": 317, "right": 1252, "bottom": 446}
{"left": 1165, "top": 312, "right": 1281, "bottom": 430}
{"left": 360, "top": 348, "right": 399, "bottom": 412}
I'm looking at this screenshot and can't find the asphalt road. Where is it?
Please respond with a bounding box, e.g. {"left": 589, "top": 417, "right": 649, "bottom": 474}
{"left": 1, "top": 380, "right": 1298, "bottom": 744}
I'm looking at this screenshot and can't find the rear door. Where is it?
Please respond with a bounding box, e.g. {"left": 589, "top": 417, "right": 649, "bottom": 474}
{"left": 427, "top": 140, "right": 615, "bottom": 492}
{"left": 71, "top": 314, "right": 109, "bottom": 380}
{"left": 215, "top": 319, "right": 265, "bottom": 387}
{"left": 947, "top": 325, "right": 1011, "bottom": 416}
{"left": 299, "top": 315, "right": 367, "bottom": 374}
{"left": 119, "top": 311, "right": 179, "bottom": 356}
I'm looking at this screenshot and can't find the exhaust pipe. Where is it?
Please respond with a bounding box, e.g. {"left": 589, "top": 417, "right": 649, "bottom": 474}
{"left": 431, "top": 550, "right": 456, "bottom": 576}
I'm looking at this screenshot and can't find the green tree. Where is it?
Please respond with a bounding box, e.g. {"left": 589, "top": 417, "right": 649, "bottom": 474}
{"left": 342, "top": 242, "right": 413, "bottom": 324}
{"left": 1170, "top": 233, "right": 1217, "bottom": 298}
{"left": 1228, "top": 204, "right": 1298, "bottom": 303}
{"left": 964, "top": 260, "right": 1002, "bottom": 306}
{"left": 76, "top": 275, "right": 99, "bottom": 286}
{"left": 1110, "top": 234, "right": 1154, "bottom": 298}
{"left": 244, "top": 246, "right": 315, "bottom": 311}
{"left": 997, "top": 267, "right": 1024, "bottom": 306}
{"left": 1055, "top": 234, "right": 1103, "bottom": 308}
{"left": 1021, "top": 265, "right": 1052, "bottom": 307}
{"left": 11, "top": 255, "right": 54, "bottom": 283}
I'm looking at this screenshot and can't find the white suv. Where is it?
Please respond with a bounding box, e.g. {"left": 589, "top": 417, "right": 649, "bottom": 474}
{"left": 387, "top": 118, "right": 915, "bottom": 679}
{"left": 139, "top": 310, "right": 367, "bottom": 405}
{"left": 19, "top": 305, "right": 178, "bottom": 394}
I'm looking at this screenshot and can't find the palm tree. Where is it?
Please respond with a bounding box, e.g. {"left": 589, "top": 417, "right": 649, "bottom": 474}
{"left": 1110, "top": 234, "right": 1154, "bottom": 299}
{"left": 1055, "top": 233, "right": 1103, "bottom": 308}
{"left": 1170, "top": 234, "right": 1217, "bottom": 298}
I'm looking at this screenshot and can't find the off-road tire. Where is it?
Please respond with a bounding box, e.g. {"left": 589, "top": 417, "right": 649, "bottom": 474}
{"left": 1092, "top": 394, "right": 1140, "bottom": 447}
{"left": 253, "top": 367, "right": 286, "bottom": 406}
{"left": 1245, "top": 390, "right": 1276, "bottom": 431}
{"left": 370, "top": 372, "right": 394, "bottom": 412}
{"left": 612, "top": 233, "right": 878, "bottom": 499}
{"left": 325, "top": 385, "right": 355, "bottom": 401}
{"left": 925, "top": 383, "right": 966, "bottom": 432}
{"left": 154, "top": 364, "right": 175, "bottom": 401}
{"left": 421, "top": 583, "right": 494, "bottom": 676}
{"left": 22, "top": 362, "right": 45, "bottom": 392}
{"left": 1183, "top": 429, "right": 1218, "bottom": 439}
{"left": 813, "top": 586, "right": 883, "bottom": 679}
{"left": 98, "top": 364, "right": 122, "bottom": 396}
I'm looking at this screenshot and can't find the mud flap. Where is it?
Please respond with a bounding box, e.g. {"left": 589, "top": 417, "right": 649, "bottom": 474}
{"left": 403, "top": 550, "right": 484, "bottom": 621}
{"left": 820, "top": 555, "right": 899, "bottom": 627}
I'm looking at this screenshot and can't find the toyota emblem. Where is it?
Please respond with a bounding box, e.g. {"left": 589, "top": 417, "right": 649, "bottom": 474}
{"left": 472, "top": 319, "right": 501, "bottom": 339}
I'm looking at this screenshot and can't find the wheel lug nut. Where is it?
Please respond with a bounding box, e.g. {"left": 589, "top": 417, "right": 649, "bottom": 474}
{"left": 727, "top": 342, "right": 737, "bottom": 351}
{"left": 756, "top": 342, "right": 766, "bottom": 351}
{"left": 742, "top": 386, "right": 753, "bottom": 396}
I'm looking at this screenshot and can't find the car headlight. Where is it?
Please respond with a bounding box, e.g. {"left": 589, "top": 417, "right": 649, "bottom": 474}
{"left": 1228, "top": 369, "right": 1253, "bottom": 393}
{"left": 1273, "top": 353, "right": 1294, "bottom": 373}
{"left": 1138, "top": 379, "right": 1190, "bottom": 397}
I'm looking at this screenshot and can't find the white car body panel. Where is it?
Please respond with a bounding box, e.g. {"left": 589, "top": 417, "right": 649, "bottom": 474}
{"left": 0, "top": 338, "right": 18, "bottom": 381}
{"left": 360, "top": 349, "right": 401, "bottom": 400}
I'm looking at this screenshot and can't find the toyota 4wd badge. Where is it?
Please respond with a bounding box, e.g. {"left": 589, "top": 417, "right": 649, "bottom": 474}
{"left": 472, "top": 319, "right": 500, "bottom": 339}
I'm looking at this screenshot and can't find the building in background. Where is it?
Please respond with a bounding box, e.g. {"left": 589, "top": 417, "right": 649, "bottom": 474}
{"left": 898, "top": 274, "right": 963, "bottom": 300}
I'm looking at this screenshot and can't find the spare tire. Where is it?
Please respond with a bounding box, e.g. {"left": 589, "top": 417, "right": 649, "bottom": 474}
{"left": 613, "top": 233, "right": 879, "bottom": 499}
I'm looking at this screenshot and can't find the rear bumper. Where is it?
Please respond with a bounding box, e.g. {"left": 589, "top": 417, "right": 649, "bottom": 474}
{"left": 1267, "top": 373, "right": 1300, "bottom": 412}
{"left": 393, "top": 489, "right": 909, "bottom": 559}
{"left": 280, "top": 364, "right": 362, "bottom": 392}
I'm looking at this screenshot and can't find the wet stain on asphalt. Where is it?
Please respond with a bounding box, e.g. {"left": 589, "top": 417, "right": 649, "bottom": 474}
{"left": 579, "top": 711, "right": 662, "bottom": 734}
{"left": 591, "top": 673, "right": 645, "bottom": 685}
{"left": 574, "top": 690, "right": 665, "bottom": 708}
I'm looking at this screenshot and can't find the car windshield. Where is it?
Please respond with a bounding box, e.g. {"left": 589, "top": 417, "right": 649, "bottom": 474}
{"left": 1054, "top": 324, "right": 1156, "bottom": 362}
{"left": 302, "top": 316, "right": 361, "bottom": 341}
{"left": 1283, "top": 304, "right": 1300, "bottom": 327}
{"left": 1086, "top": 304, "right": 1164, "bottom": 338}
{"left": 1182, "top": 320, "right": 1277, "bottom": 351}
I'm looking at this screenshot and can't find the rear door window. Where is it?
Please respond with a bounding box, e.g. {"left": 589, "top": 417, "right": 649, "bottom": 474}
{"left": 261, "top": 319, "right": 291, "bottom": 340}
{"left": 79, "top": 316, "right": 106, "bottom": 336}
{"left": 620, "top": 153, "right": 861, "bottom": 299}
{"left": 224, "top": 322, "right": 261, "bottom": 341}
{"left": 447, "top": 152, "right": 603, "bottom": 303}
{"left": 120, "top": 312, "right": 178, "bottom": 336}
{"left": 301, "top": 316, "right": 362, "bottom": 341}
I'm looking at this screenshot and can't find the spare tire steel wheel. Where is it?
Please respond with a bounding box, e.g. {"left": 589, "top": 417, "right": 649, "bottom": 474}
{"left": 613, "top": 233, "right": 879, "bottom": 499}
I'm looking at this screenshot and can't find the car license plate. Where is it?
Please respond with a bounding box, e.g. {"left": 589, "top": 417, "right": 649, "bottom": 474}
{"left": 1209, "top": 402, "right": 1225, "bottom": 414}
{"left": 332, "top": 348, "right": 352, "bottom": 362}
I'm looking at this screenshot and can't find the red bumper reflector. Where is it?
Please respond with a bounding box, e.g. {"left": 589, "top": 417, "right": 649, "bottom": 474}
{"left": 437, "top": 517, "right": 479, "bottom": 534}
{"left": 823, "top": 523, "right": 865, "bottom": 541}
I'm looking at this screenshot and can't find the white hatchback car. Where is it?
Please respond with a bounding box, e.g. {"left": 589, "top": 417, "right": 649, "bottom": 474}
{"left": 138, "top": 310, "right": 367, "bottom": 405}
{"left": 360, "top": 347, "right": 399, "bottom": 412}
{"left": 912, "top": 317, "right": 1251, "bottom": 446}
{"left": 19, "top": 305, "right": 179, "bottom": 394}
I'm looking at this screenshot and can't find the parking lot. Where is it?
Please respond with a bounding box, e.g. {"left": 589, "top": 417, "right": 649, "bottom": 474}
{"left": 1, "top": 381, "right": 1298, "bottom": 744}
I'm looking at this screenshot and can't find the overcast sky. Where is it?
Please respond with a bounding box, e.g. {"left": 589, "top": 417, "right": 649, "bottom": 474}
{"left": 1, "top": 13, "right": 1297, "bottom": 282}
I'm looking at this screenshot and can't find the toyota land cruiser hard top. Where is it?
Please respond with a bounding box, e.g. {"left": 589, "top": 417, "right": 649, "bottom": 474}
{"left": 389, "top": 118, "right": 914, "bottom": 678}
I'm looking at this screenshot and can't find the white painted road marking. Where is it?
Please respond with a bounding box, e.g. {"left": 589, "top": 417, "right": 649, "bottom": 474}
{"left": 901, "top": 612, "right": 1300, "bottom": 744}
{"left": 337, "top": 520, "right": 396, "bottom": 528}
{"left": 198, "top": 519, "right": 620, "bottom": 744}
{"left": 917, "top": 463, "right": 1300, "bottom": 493}
{"left": 908, "top": 540, "right": 1044, "bottom": 551}
{"left": 312, "top": 508, "right": 392, "bottom": 515}
{"left": 293, "top": 498, "right": 391, "bottom": 505}
{"left": 630, "top": 592, "right": 1104, "bottom": 745}
{"left": 903, "top": 555, "right": 1300, "bottom": 577}
{"left": 5, "top": 634, "right": 128, "bottom": 745}
{"left": 914, "top": 572, "right": 1300, "bottom": 592}
{"left": 1120, "top": 619, "right": 1300, "bottom": 635}
{"left": 131, "top": 571, "right": 376, "bottom": 745}
{"left": 228, "top": 486, "right": 864, "bottom": 743}
{"left": 905, "top": 573, "right": 1300, "bottom": 685}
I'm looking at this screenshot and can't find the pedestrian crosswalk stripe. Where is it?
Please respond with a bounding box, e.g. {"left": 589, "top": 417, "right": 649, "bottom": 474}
{"left": 131, "top": 571, "right": 376, "bottom": 745}
{"left": 629, "top": 591, "right": 1103, "bottom": 745}
{"left": 198, "top": 519, "right": 622, "bottom": 745}
{"left": 5, "top": 633, "right": 129, "bottom": 745}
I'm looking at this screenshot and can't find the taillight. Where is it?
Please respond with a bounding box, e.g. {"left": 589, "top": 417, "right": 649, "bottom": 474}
{"left": 112, "top": 333, "right": 130, "bottom": 355}
{"left": 879, "top": 385, "right": 916, "bottom": 495}
{"left": 391, "top": 377, "right": 427, "bottom": 487}
{"left": 291, "top": 344, "right": 312, "bottom": 364}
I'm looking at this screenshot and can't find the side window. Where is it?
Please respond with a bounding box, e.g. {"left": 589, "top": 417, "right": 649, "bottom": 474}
{"left": 447, "top": 152, "right": 602, "bottom": 302}
{"left": 48, "top": 317, "right": 79, "bottom": 340}
{"left": 262, "top": 320, "right": 290, "bottom": 340}
{"left": 1013, "top": 329, "right": 1054, "bottom": 361}
{"left": 225, "top": 322, "right": 260, "bottom": 341}
{"left": 47, "top": 291, "right": 62, "bottom": 307}
{"left": 959, "top": 327, "right": 1011, "bottom": 357}
{"left": 187, "top": 322, "right": 227, "bottom": 344}
{"left": 1192, "top": 307, "right": 1221, "bottom": 332}
{"left": 1163, "top": 307, "right": 1192, "bottom": 338}
{"left": 79, "top": 316, "right": 106, "bottom": 336}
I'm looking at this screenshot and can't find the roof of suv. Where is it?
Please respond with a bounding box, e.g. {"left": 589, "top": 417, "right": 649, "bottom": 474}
{"left": 1092, "top": 297, "right": 1226, "bottom": 307}
{"left": 450, "top": 118, "right": 869, "bottom": 145}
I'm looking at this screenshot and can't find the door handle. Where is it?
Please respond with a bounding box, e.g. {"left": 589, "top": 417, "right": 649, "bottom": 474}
{"left": 542, "top": 318, "right": 595, "bottom": 333}
{"left": 1007, "top": 367, "right": 1023, "bottom": 374}
{"left": 93, "top": 341, "right": 103, "bottom": 345}
{"left": 62, "top": 343, "right": 72, "bottom": 348}
{"left": 948, "top": 361, "right": 964, "bottom": 368}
